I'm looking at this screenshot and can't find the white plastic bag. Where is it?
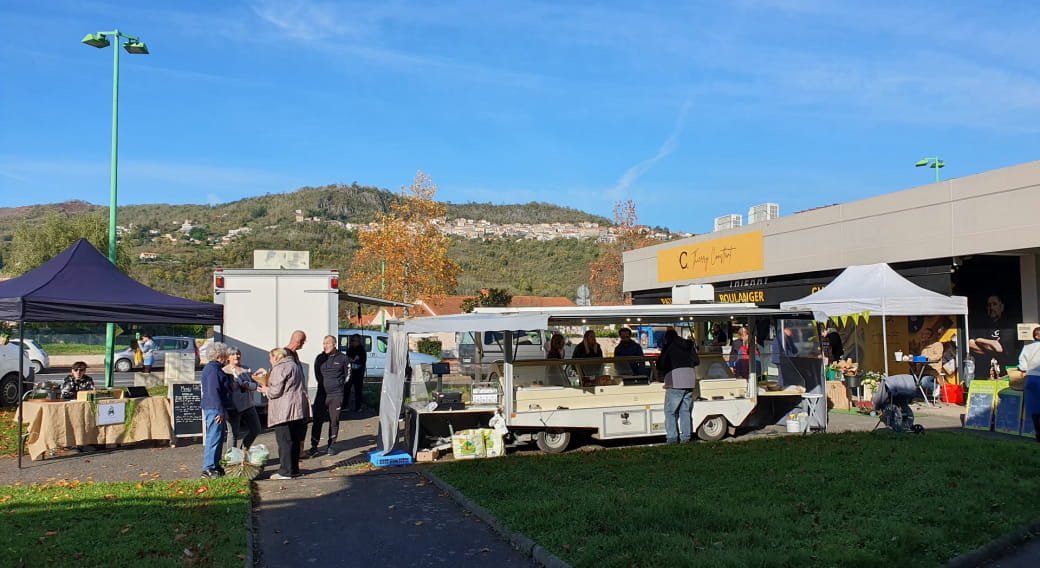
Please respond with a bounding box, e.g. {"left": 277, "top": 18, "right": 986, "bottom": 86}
{"left": 224, "top": 447, "right": 244, "bottom": 465}
{"left": 246, "top": 444, "right": 270, "bottom": 466}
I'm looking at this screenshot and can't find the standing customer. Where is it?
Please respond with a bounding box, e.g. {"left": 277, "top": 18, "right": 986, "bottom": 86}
{"left": 223, "top": 347, "right": 262, "bottom": 451}
{"left": 1018, "top": 326, "right": 1040, "bottom": 443}
{"left": 309, "top": 335, "right": 348, "bottom": 457}
{"left": 261, "top": 347, "right": 311, "bottom": 480}
{"left": 343, "top": 334, "right": 367, "bottom": 412}
{"left": 139, "top": 334, "right": 156, "bottom": 374}
{"left": 201, "top": 342, "right": 233, "bottom": 478}
{"left": 657, "top": 329, "right": 700, "bottom": 444}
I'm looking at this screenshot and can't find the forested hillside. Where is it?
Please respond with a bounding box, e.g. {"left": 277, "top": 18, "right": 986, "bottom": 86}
{"left": 0, "top": 184, "right": 609, "bottom": 303}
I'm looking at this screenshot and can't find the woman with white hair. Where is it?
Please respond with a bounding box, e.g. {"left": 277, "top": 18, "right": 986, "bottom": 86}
{"left": 201, "top": 342, "right": 233, "bottom": 478}
{"left": 260, "top": 346, "right": 311, "bottom": 480}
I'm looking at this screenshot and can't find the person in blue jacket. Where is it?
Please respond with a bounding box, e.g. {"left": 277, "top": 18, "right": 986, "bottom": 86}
{"left": 201, "top": 342, "right": 234, "bottom": 478}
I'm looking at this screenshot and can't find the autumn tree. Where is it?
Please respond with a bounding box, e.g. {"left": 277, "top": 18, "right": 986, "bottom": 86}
{"left": 348, "top": 170, "right": 460, "bottom": 303}
{"left": 460, "top": 287, "right": 513, "bottom": 313}
{"left": 6, "top": 212, "right": 132, "bottom": 275}
{"left": 588, "top": 200, "right": 654, "bottom": 305}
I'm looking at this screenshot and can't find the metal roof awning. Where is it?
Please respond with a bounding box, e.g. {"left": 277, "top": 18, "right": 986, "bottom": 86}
{"left": 338, "top": 292, "right": 413, "bottom": 308}
{"left": 473, "top": 303, "right": 810, "bottom": 325}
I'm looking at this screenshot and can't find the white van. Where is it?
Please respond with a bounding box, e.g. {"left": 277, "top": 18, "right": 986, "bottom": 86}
{"left": 457, "top": 329, "right": 569, "bottom": 376}
{"left": 338, "top": 329, "right": 439, "bottom": 379}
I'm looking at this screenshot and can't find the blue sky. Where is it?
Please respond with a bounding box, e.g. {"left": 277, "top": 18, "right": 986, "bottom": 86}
{"left": 2, "top": 1, "right": 1039, "bottom": 233}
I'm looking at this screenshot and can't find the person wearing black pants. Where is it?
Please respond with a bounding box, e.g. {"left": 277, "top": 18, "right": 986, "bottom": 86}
{"left": 344, "top": 334, "right": 367, "bottom": 412}
{"left": 308, "top": 335, "right": 348, "bottom": 457}
{"left": 261, "top": 347, "right": 311, "bottom": 480}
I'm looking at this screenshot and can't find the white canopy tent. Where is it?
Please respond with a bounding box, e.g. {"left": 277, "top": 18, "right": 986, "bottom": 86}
{"left": 780, "top": 263, "right": 968, "bottom": 376}
{"left": 377, "top": 313, "right": 550, "bottom": 454}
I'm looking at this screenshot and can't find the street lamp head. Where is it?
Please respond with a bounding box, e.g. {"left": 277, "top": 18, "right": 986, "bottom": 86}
{"left": 933, "top": 160, "right": 945, "bottom": 169}
{"left": 123, "top": 41, "right": 149, "bottom": 55}
{"left": 915, "top": 159, "right": 930, "bottom": 167}
{"left": 81, "top": 33, "right": 110, "bottom": 48}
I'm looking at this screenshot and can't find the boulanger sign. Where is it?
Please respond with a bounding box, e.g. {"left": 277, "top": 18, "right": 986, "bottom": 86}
{"left": 657, "top": 231, "right": 764, "bottom": 282}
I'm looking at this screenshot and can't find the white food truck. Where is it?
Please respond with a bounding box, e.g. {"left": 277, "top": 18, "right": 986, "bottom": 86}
{"left": 377, "top": 303, "right": 826, "bottom": 458}
{"left": 213, "top": 268, "right": 340, "bottom": 386}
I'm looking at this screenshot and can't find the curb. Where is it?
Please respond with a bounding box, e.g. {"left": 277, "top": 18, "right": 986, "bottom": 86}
{"left": 943, "top": 520, "right": 1040, "bottom": 568}
{"left": 423, "top": 469, "right": 571, "bottom": 568}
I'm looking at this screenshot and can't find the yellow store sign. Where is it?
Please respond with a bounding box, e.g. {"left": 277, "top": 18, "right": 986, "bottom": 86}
{"left": 657, "top": 231, "right": 764, "bottom": 282}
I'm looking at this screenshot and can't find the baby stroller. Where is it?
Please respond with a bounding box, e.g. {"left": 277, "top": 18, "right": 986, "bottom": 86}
{"left": 872, "top": 374, "right": 924, "bottom": 433}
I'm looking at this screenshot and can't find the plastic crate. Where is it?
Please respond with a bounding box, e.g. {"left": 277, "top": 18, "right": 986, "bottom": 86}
{"left": 368, "top": 449, "right": 414, "bottom": 467}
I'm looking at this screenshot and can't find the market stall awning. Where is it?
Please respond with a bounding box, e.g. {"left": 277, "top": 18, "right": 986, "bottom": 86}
{"left": 780, "top": 263, "right": 967, "bottom": 321}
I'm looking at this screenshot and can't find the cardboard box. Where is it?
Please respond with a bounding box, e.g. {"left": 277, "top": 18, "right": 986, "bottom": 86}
{"left": 415, "top": 448, "right": 442, "bottom": 463}
{"left": 78, "top": 389, "right": 125, "bottom": 401}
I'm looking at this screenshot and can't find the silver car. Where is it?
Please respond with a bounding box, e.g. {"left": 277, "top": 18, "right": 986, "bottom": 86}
{"left": 10, "top": 338, "right": 50, "bottom": 374}
{"left": 113, "top": 336, "right": 199, "bottom": 372}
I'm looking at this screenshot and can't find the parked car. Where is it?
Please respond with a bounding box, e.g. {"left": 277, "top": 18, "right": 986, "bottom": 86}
{"left": 9, "top": 338, "right": 49, "bottom": 374}
{"left": 337, "top": 329, "right": 439, "bottom": 379}
{"left": 113, "top": 336, "right": 199, "bottom": 372}
{"left": 0, "top": 342, "right": 35, "bottom": 407}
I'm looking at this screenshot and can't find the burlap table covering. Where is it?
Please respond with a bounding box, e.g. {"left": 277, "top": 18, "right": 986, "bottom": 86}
{"left": 20, "top": 397, "right": 173, "bottom": 460}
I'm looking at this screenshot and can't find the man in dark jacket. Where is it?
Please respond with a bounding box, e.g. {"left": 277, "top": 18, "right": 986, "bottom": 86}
{"left": 308, "top": 335, "right": 348, "bottom": 457}
{"left": 344, "top": 334, "right": 367, "bottom": 412}
{"left": 657, "top": 329, "right": 700, "bottom": 444}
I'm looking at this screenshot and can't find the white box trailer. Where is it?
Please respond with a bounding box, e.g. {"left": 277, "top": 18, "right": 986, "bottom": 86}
{"left": 213, "top": 268, "right": 339, "bottom": 388}
{"left": 379, "top": 304, "right": 825, "bottom": 456}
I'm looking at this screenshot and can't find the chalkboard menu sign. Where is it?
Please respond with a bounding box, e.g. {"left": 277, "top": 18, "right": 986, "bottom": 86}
{"left": 170, "top": 382, "right": 203, "bottom": 440}
{"left": 964, "top": 380, "right": 1001, "bottom": 431}
{"left": 994, "top": 389, "right": 1024, "bottom": 435}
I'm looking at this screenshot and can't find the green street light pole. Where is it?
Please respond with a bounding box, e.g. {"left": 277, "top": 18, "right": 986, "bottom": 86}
{"left": 915, "top": 156, "right": 945, "bottom": 184}
{"left": 82, "top": 30, "right": 149, "bottom": 388}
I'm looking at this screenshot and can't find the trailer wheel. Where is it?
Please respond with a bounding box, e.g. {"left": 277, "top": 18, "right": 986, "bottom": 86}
{"left": 535, "top": 430, "right": 571, "bottom": 453}
{"left": 696, "top": 415, "right": 728, "bottom": 442}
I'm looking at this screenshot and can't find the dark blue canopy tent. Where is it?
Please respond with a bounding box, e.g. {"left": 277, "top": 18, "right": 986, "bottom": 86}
{"left": 0, "top": 238, "right": 223, "bottom": 468}
{"left": 0, "top": 238, "right": 223, "bottom": 324}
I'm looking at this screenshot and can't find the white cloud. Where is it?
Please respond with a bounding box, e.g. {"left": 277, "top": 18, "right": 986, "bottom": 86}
{"left": 609, "top": 101, "right": 693, "bottom": 200}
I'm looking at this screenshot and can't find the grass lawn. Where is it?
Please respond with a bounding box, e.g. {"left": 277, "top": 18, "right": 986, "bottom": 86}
{"left": 0, "top": 477, "right": 252, "bottom": 567}
{"left": 432, "top": 431, "right": 1040, "bottom": 568}
{"left": 40, "top": 343, "right": 126, "bottom": 356}
{"left": 0, "top": 410, "right": 22, "bottom": 457}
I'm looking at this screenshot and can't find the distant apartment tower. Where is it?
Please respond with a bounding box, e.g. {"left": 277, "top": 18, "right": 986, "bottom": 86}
{"left": 747, "top": 203, "right": 780, "bottom": 224}
{"left": 714, "top": 214, "right": 743, "bottom": 232}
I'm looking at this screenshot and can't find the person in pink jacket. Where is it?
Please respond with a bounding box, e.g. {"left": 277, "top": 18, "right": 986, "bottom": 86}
{"left": 260, "top": 347, "right": 311, "bottom": 480}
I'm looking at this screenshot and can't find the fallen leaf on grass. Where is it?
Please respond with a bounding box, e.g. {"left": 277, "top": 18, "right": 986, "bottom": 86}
{"left": 195, "top": 486, "right": 208, "bottom": 494}
{"left": 175, "top": 534, "right": 186, "bottom": 541}
{"left": 120, "top": 527, "right": 131, "bottom": 534}
{"left": 44, "top": 530, "right": 58, "bottom": 536}
{"left": 103, "top": 494, "right": 118, "bottom": 500}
